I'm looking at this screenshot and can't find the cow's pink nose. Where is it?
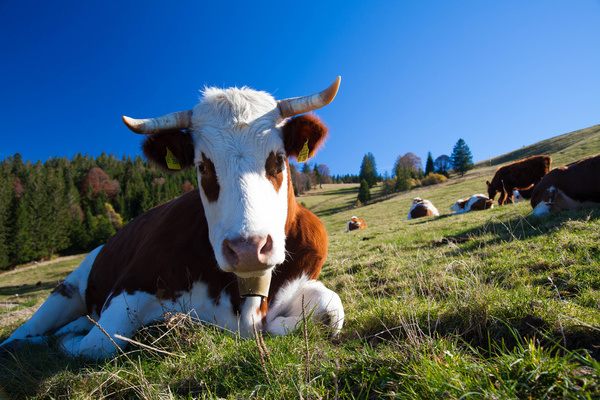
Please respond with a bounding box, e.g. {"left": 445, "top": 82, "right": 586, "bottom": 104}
{"left": 222, "top": 235, "right": 273, "bottom": 271}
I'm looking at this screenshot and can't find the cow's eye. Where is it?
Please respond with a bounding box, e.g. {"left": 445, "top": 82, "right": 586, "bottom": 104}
{"left": 197, "top": 162, "right": 206, "bottom": 173}
{"left": 276, "top": 151, "right": 286, "bottom": 166}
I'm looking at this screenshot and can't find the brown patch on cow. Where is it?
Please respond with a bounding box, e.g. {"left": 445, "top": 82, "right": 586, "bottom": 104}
{"left": 142, "top": 130, "right": 195, "bottom": 172}
{"left": 200, "top": 153, "right": 220, "bottom": 203}
{"left": 487, "top": 155, "right": 552, "bottom": 205}
{"left": 471, "top": 197, "right": 493, "bottom": 211}
{"left": 85, "top": 189, "right": 241, "bottom": 317}
{"left": 265, "top": 152, "right": 284, "bottom": 192}
{"left": 51, "top": 282, "right": 76, "bottom": 299}
{"left": 282, "top": 114, "right": 329, "bottom": 160}
{"left": 411, "top": 205, "right": 435, "bottom": 219}
{"left": 531, "top": 154, "right": 600, "bottom": 209}
{"left": 275, "top": 160, "right": 328, "bottom": 289}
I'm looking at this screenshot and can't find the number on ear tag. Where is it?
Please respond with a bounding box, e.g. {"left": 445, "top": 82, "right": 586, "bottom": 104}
{"left": 297, "top": 139, "right": 310, "bottom": 163}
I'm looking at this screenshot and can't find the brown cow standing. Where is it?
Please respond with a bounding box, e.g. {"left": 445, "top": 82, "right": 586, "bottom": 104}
{"left": 531, "top": 154, "right": 600, "bottom": 215}
{"left": 486, "top": 155, "right": 552, "bottom": 205}
{"left": 347, "top": 216, "right": 367, "bottom": 232}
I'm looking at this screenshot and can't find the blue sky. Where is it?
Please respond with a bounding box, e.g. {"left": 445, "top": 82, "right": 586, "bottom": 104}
{"left": 1, "top": 0, "right": 599, "bottom": 176}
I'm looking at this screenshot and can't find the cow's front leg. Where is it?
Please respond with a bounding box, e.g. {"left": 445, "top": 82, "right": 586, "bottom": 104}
{"left": 265, "top": 277, "right": 344, "bottom": 336}
{"left": 60, "top": 291, "right": 167, "bottom": 359}
{"left": 498, "top": 190, "right": 508, "bottom": 205}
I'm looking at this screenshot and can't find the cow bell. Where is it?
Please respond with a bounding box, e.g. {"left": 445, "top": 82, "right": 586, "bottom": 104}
{"left": 237, "top": 275, "right": 271, "bottom": 298}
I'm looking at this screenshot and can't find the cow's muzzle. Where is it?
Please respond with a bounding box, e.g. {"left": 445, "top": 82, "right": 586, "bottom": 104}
{"left": 223, "top": 235, "right": 274, "bottom": 297}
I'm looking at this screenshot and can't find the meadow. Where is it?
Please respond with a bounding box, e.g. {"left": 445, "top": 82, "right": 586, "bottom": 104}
{"left": 1, "top": 124, "right": 599, "bottom": 399}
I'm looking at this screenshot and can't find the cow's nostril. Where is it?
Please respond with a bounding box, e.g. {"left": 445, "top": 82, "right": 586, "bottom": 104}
{"left": 222, "top": 239, "right": 239, "bottom": 266}
{"left": 260, "top": 235, "right": 273, "bottom": 256}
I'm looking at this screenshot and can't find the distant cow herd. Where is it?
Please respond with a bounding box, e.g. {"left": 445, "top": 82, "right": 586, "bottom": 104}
{"left": 347, "top": 153, "right": 600, "bottom": 231}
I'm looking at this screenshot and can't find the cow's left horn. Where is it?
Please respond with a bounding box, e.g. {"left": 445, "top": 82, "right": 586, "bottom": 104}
{"left": 277, "top": 76, "right": 341, "bottom": 119}
{"left": 122, "top": 110, "right": 193, "bottom": 135}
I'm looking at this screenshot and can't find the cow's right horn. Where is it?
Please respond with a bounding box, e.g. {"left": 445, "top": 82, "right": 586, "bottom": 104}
{"left": 277, "top": 76, "right": 341, "bottom": 119}
{"left": 122, "top": 110, "right": 193, "bottom": 135}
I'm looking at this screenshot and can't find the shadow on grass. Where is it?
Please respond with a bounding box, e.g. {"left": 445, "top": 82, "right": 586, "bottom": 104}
{"left": 0, "top": 280, "right": 58, "bottom": 299}
{"left": 0, "top": 342, "right": 92, "bottom": 398}
{"left": 435, "top": 206, "right": 600, "bottom": 253}
{"left": 353, "top": 308, "right": 600, "bottom": 362}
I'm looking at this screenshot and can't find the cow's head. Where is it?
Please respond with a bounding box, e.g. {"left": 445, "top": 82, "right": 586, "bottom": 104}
{"left": 122, "top": 78, "right": 340, "bottom": 285}
{"left": 485, "top": 180, "right": 498, "bottom": 200}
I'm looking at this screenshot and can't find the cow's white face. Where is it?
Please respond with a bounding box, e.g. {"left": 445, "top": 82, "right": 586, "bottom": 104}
{"left": 127, "top": 79, "right": 338, "bottom": 278}
{"left": 189, "top": 88, "right": 288, "bottom": 276}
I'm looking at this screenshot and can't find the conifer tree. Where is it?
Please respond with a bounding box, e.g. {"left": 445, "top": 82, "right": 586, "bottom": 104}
{"left": 313, "top": 164, "right": 323, "bottom": 188}
{"left": 357, "top": 179, "right": 371, "bottom": 204}
{"left": 425, "top": 152, "right": 434, "bottom": 175}
{"left": 451, "top": 139, "right": 474, "bottom": 177}
{"left": 359, "top": 153, "right": 378, "bottom": 187}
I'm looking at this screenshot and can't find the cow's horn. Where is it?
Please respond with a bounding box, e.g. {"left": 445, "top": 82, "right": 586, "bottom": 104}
{"left": 277, "top": 76, "right": 341, "bottom": 119}
{"left": 122, "top": 110, "right": 193, "bottom": 135}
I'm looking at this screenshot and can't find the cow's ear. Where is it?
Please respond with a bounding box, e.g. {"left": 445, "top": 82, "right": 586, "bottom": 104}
{"left": 282, "top": 114, "right": 328, "bottom": 160}
{"left": 485, "top": 180, "right": 490, "bottom": 186}
{"left": 142, "top": 131, "right": 195, "bottom": 173}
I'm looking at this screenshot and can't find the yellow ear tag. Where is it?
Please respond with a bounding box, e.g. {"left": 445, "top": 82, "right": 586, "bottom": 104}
{"left": 297, "top": 139, "right": 310, "bottom": 163}
{"left": 165, "top": 147, "right": 181, "bottom": 170}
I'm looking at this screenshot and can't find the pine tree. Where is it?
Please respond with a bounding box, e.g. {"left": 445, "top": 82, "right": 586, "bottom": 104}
{"left": 425, "top": 152, "right": 434, "bottom": 175}
{"left": 359, "top": 153, "right": 378, "bottom": 187}
{"left": 357, "top": 179, "right": 371, "bottom": 204}
{"left": 313, "top": 164, "right": 323, "bottom": 188}
{"left": 451, "top": 139, "right": 474, "bottom": 177}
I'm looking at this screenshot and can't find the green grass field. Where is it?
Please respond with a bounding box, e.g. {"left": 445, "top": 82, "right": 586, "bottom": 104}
{"left": 1, "top": 124, "right": 599, "bottom": 399}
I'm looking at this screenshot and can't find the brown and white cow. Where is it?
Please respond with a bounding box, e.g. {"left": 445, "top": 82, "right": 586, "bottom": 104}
{"left": 407, "top": 197, "right": 439, "bottom": 220}
{"left": 531, "top": 154, "right": 600, "bottom": 215}
{"left": 346, "top": 216, "right": 367, "bottom": 232}
{"left": 450, "top": 194, "right": 493, "bottom": 214}
{"left": 486, "top": 155, "right": 552, "bottom": 205}
{"left": 1, "top": 78, "right": 345, "bottom": 359}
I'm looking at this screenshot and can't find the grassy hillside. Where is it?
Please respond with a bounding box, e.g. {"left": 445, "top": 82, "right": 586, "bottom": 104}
{"left": 480, "top": 123, "right": 600, "bottom": 168}
{"left": 1, "top": 124, "right": 599, "bottom": 399}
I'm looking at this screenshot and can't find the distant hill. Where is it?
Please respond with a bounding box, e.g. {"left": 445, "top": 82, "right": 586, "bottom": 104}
{"left": 475, "top": 123, "right": 600, "bottom": 169}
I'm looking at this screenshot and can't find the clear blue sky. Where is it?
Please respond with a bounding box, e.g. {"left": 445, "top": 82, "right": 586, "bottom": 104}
{"left": 1, "top": 0, "right": 599, "bottom": 176}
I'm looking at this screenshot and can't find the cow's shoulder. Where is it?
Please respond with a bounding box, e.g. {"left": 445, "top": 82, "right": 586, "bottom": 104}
{"left": 276, "top": 202, "right": 327, "bottom": 285}
{"left": 85, "top": 190, "right": 231, "bottom": 315}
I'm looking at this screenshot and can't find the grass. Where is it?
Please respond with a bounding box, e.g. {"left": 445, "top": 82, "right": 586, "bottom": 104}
{"left": 1, "top": 123, "right": 600, "bottom": 399}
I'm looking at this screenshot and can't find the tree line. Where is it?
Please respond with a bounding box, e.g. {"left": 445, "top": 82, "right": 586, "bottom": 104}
{"left": 0, "top": 138, "right": 472, "bottom": 269}
{"left": 0, "top": 153, "right": 197, "bottom": 270}
{"left": 357, "top": 138, "right": 474, "bottom": 203}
